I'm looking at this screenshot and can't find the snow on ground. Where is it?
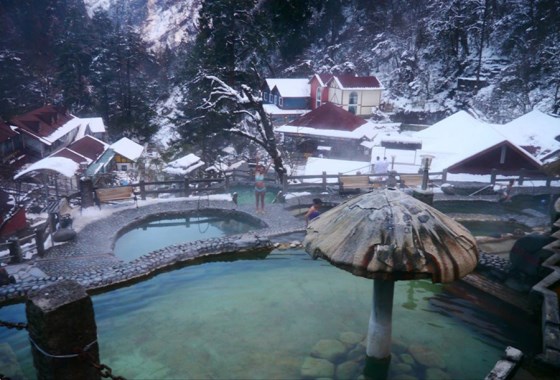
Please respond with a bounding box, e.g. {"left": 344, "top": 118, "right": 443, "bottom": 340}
{"left": 71, "top": 193, "right": 233, "bottom": 233}
{"left": 153, "top": 86, "right": 183, "bottom": 148}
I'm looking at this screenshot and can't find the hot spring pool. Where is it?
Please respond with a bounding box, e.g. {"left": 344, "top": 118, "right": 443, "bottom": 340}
{"left": 0, "top": 243, "right": 538, "bottom": 379}
{"left": 114, "top": 212, "right": 261, "bottom": 261}
{"left": 459, "top": 220, "right": 531, "bottom": 237}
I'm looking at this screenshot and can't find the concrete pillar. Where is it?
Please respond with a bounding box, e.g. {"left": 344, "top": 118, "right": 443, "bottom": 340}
{"left": 26, "top": 280, "right": 100, "bottom": 380}
{"left": 80, "top": 178, "right": 95, "bottom": 209}
{"left": 366, "top": 279, "right": 395, "bottom": 360}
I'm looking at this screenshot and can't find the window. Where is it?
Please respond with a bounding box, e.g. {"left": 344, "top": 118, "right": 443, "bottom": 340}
{"left": 121, "top": 165, "right": 128, "bottom": 171}
{"left": 316, "top": 87, "right": 322, "bottom": 108}
{"left": 348, "top": 92, "right": 358, "bottom": 114}
{"left": 279, "top": 97, "right": 283, "bottom": 107}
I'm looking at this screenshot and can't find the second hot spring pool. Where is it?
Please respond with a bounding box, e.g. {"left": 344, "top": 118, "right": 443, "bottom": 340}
{"left": 113, "top": 211, "right": 262, "bottom": 261}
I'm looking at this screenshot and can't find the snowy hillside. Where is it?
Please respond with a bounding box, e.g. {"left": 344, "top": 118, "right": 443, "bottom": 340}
{"left": 83, "top": 0, "right": 201, "bottom": 51}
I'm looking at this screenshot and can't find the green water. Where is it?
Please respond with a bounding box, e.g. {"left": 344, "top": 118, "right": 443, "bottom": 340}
{"left": 114, "top": 216, "right": 257, "bottom": 261}
{"left": 230, "top": 186, "right": 277, "bottom": 205}
{"left": 0, "top": 248, "right": 524, "bottom": 380}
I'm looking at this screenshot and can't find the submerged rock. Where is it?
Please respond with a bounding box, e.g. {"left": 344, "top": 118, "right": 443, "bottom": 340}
{"left": 311, "top": 339, "right": 347, "bottom": 362}
{"left": 339, "top": 331, "right": 364, "bottom": 345}
{"left": 300, "top": 356, "right": 334, "bottom": 379}
{"left": 425, "top": 367, "right": 451, "bottom": 380}
{"left": 336, "top": 360, "right": 361, "bottom": 379}
{"left": 409, "top": 344, "right": 446, "bottom": 368}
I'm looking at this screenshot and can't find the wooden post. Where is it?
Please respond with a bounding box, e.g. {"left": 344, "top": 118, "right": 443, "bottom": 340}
{"left": 79, "top": 178, "right": 94, "bottom": 209}
{"left": 35, "top": 228, "right": 45, "bottom": 258}
{"left": 8, "top": 237, "right": 23, "bottom": 264}
{"left": 518, "top": 169, "right": 525, "bottom": 185}
{"left": 546, "top": 176, "right": 552, "bottom": 187}
{"left": 140, "top": 180, "right": 146, "bottom": 200}
{"left": 282, "top": 175, "right": 288, "bottom": 193}
{"left": 224, "top": 175, "right": 229, "bottom": 191}
{"left": 322, "top": 171, "right": 327, "bottom": 191}
{"left": 54, "top": 174, "right": 59, "bottom": 199}
{"left": 441, "top": 169, "right": 447, "bottom": 182}
{"left": 490, "top": 169, "right": 497, "bottom": 185}
{"left": 183, "top": 178, "right": 190, "bottom": 197}
{"left": 26, "top": 280, "right": 101, "bottom": 380}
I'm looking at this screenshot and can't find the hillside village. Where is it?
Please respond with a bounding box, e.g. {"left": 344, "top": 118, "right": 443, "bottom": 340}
{"left": 1, "top": 72, "right": 560, "bottom": 240}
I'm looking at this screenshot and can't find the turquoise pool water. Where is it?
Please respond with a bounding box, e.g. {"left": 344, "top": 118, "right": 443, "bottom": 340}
{"left": 459, "top": 220, "right": 531, "bottom": 237}
{"left": 0, "top": 245, "right": 536, "bottom": 379}
{"left": 433, "top": 194, "right": 553, "bottom": 216}
{"left": 229, "top": 185, "right": 277, "bottom": 205}
{"left": 113, "top": 214, "right": 258, "bottom": 261}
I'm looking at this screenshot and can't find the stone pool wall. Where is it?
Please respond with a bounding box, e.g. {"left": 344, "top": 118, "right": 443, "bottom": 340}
{"left": 0, "top": 232, "right": 273, "bottom": 303}
{"left": 531, "top": 211, "right": 560, "bottom": 368}
{"left": 0, "top": 199, "right": 302, "bottom": 304}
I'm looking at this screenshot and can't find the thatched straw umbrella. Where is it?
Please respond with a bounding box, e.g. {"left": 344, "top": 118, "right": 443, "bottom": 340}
{"left": 304, "top": 188, "right": 478, "bottom": 362}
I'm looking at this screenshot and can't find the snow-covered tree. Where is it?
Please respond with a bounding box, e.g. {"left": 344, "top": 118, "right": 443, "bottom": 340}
{"left": 179, "top": 74, "right": 287, "bottom": 181}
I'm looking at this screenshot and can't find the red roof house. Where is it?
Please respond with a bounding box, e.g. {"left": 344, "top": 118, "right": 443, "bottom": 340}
{"left": 288, "top": 102, "right": 367, "bottom": 131}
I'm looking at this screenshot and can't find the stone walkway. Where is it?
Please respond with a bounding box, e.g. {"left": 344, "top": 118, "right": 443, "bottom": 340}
{"left": 1, "top": 197, "right": 308, "bottom": 302}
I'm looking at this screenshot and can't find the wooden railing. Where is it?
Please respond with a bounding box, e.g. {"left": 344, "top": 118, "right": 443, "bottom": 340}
{"left": 0, "top": 226, "right": 47, "bottom": 264}
{"left": 91, "top": 168, "right": 559, "bottom": 200}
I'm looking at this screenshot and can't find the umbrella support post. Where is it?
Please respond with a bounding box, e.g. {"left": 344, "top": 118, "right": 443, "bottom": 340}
{"left": 366, "top": 279, "right": 395, "bottom": 359}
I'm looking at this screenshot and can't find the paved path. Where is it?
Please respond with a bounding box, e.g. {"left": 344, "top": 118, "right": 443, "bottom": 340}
{"left": 7, "top": 197, "right": 308, "bottom": 283}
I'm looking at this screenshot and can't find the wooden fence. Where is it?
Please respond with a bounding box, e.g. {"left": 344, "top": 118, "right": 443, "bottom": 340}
{"left": 0, "top": 227, "right": 46, "bottom": 265}
{"left": 91, "top": 168, "right": 559, "bottom": 201}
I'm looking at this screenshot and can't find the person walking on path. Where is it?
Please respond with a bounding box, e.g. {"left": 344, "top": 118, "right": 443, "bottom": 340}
{"left": 254, "top": 161, "right": 271, "bottom": 214}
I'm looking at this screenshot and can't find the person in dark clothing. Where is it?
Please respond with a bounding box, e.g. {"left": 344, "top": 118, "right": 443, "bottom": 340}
{"left": 305, "top": 198, "right": 323, "bottom": 226}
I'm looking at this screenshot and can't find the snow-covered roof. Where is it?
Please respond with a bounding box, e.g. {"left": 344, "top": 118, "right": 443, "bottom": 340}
{"left": 265, "top": 78, "right": 310, "bottom": 97}
{"left": 83, "top": 117, "right": 106, "bottom": 133}
{"left": 14, "top": 157, "right": 80, "bottom": 179}
{"left": 413, "top": 111, "right": 540, "bottom": 171}
{"left": 43, "top": 117, "right": 82, "bottom": 145}
{"left": 77, "top": 117, "right": 107, "bottom": 139}
{"left": 263, "top": 104, "right": 309, "bottom": 115}
{"left": 163, "top": 153, "right": 205, "bottom": 175}
{"left": 277, "top": 120, "right": 396, "bottom": 141}
{"left": 276, "top": 124, "right": 368, "bottom": 140}
{"left": 494, "top": 109, "right": 560, "bottom": 160}
{"left": 413, "top": 111, "right": 502, "bottom": 171}
{"left": 328, "top": 75, "right": 384, "bottom": 90}
{"left": 110, "top": 137, "right": 144, "bottom": 161}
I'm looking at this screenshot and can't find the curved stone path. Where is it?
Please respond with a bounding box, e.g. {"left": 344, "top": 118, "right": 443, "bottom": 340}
{"left": 1, "top": 198, "right": 307, "bottom": 303}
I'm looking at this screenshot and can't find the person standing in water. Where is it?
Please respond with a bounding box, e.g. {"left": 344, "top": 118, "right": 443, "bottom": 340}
{"left": 305, "top": 198, "right": 322, "bottom": 226}
{"left": 254, "top": 162, "right": 270, "bottom": 213}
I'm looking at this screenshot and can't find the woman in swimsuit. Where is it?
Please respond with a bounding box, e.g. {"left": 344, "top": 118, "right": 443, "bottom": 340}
{"left": 254, "top": 164, "right": 267, "bottom": 213}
